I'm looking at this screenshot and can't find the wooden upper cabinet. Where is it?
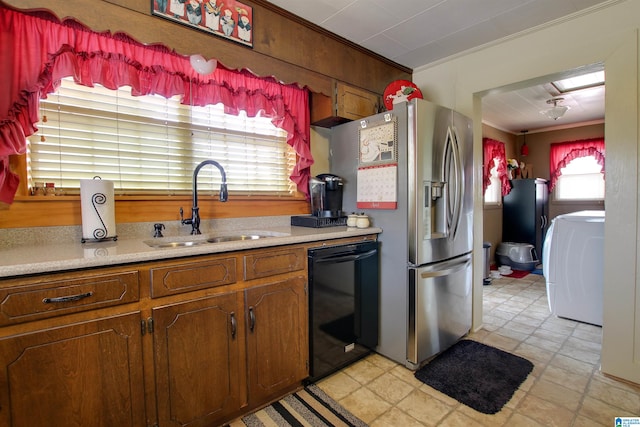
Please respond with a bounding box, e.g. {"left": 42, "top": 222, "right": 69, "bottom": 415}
{"left": 311, "top": 81, "right": 381, "bottom": 128}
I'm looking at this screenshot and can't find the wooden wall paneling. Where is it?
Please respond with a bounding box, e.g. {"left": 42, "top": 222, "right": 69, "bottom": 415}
{"left": 0, "top": 197, "right": 309, "bottom": 228}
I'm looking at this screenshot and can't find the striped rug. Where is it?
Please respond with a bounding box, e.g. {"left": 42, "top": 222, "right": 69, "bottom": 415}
{"left": 226, "top": 384, "right": 368, "bottom": 427}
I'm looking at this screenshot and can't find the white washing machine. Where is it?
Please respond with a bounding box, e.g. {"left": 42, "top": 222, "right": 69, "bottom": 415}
{"left": 542, "top": 210, "right": 604, "bottom": 326}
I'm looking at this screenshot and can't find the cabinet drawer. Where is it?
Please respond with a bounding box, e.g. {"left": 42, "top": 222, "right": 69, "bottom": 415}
{"left": 0, "top": 271, "right": 139, "bottom": 326}
{"left": 150, "top": 257, "right": 237, "bottom": 298}
{"left": 244, "top": 248, "right": 305, "bottom": 280}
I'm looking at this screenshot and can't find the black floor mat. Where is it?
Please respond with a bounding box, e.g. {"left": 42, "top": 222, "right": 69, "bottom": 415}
{"left": 414, "top": 339, "right": 534, "bottom": 414}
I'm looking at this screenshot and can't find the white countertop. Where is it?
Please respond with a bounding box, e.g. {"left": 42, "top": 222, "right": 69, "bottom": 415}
{"left": 0, "top": 224, "right": 381, "bottom": 278}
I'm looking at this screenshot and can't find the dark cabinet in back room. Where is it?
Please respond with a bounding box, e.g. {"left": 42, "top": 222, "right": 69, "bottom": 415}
{"left": 502, "top": 178, "right": 549, "bottom": 260}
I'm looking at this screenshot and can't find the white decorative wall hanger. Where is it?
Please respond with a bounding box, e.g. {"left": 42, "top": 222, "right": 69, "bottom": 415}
{"left": 190, "top": 54, "right": 217, "bottom": 75}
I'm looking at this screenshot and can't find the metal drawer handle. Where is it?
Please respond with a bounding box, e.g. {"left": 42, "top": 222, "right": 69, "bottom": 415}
{"left": 43, "top": 292, "right": 93, "bottom": 304}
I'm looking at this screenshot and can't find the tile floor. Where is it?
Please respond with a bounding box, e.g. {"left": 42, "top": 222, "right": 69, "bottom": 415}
{"left": 315, "top": 273, "right": 640, "bottom": 426}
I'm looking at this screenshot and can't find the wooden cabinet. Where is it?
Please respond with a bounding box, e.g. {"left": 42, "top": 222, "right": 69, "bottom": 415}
{"left": 150, "top": 247, "right": 307, "bottom": 426}
{"left": 245, "top": 276, "right": 308, "bottom": 404}
{"left": 0, "top": 239, "right": 375, "bottom": 426}
{"left": 0, "top": 312, "right": 146, "bottom": 427}
{"left": 0, "top": 267, "right": 144, "bottom": 427}
{"left": 502, "top": 178, "right": 549, "bottom": 259}
{"left": 153, "top": 292, "right": 244, "bottom": 427}
{"left": 311, "top": 81, "right": 381, "bottom": 128}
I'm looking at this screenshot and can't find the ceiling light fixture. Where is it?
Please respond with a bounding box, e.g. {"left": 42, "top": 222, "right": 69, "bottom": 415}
{"left": 541, "top": 98, "right": 570, "bottom": 120}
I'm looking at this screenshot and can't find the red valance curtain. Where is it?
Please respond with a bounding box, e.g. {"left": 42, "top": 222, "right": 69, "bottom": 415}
{"left": 482, "top": 138, "right": 511, "bottom": 196}
{"left": 0, "top": 3, "right": 312, "bottom": 204}
{"left": 549, "top": 137, "right": 605, "bottom": 191}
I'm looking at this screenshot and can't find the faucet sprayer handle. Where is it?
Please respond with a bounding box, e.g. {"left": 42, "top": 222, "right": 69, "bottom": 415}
{"left": 179, "top": 207, "right": 191, "bottom": 225}
{"left": 219, "top": 184, "right": 228, "bottom": 202}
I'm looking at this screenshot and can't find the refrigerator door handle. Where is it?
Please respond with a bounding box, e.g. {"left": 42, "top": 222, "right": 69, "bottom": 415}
{"left": 419, "top": 255, "right": 471, "bottom": 279}
{"left": 444, "top": 126, "right": 463, "bottom": 240}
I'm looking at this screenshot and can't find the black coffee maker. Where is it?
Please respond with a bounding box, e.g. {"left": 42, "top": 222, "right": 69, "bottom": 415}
{"left": 309, "top": 173, "right": 344, "bottom": 218}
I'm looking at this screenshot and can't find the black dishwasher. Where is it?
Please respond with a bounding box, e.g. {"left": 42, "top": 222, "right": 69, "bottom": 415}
{"left": 308, "top": 240, "right": 379, "bottom": 382}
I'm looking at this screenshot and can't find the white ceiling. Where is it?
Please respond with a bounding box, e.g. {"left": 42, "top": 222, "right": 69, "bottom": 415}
{"left": 480, "top": 66, "right": 605, "bottom": 133}
{"left": 266, "top": 0, "right": 613, "bottom": 133}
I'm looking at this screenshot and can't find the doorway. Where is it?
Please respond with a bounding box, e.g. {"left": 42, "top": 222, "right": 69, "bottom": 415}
{"left": 479, "top": 63, "right": 605, "bottom": 275}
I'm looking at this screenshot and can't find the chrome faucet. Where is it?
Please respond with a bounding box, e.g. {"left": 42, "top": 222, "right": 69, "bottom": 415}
{"left": 180, "top": 160, "right": 228, "bottom": 235}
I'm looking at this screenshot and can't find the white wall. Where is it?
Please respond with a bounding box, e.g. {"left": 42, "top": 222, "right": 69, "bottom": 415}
{"left": 413, "top": 0, "right": 639, "bottom": 383}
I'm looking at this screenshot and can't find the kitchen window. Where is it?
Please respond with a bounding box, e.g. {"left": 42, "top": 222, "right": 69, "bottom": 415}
{"left": 549, "top": 138, "right": 605, "bottom": 201}
{"left": 483, "top": 163, "right": 502, "bottom": 205}
{"left": 28, "top": 77, "right": 296, "bottom": 196}
{"left": 553, "top": 155, "right": 605, "bottom": 201}
{"left": 482, "top": 137, "right": 510, "bottom": 204}
{"left": 1, "top": 6, "right": 312, "bottom": 207}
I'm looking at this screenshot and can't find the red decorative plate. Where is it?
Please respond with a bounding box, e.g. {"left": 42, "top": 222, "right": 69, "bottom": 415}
{"left": 383, "top": 80, "right": 423, "bottom": 111}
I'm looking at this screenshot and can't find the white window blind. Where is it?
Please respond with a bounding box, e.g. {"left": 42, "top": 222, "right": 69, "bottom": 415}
{"left": 28, "top": 77, "right": 295, "bottom": 195}
{"left": 554, "top": 155, "right": 605, "bottom": 201}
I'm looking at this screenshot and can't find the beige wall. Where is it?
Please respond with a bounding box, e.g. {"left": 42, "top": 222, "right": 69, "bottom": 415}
{"left": 310, "top": 127, "right": 331, "bottom": 177}
{"left": 414, "top": 1, "right": 639, "bottom": 382}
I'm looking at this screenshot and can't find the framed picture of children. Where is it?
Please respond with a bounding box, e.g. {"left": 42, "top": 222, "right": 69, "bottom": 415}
{"left": 152, "top": 0, "right": 253, "bottom": 48}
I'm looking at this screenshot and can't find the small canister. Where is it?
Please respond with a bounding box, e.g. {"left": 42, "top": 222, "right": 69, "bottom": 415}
{"left": 356, "top": 214, "right": 370, "bottom": 228}
{"left": 347, "top": 213, "right": 358, "bottom": 227}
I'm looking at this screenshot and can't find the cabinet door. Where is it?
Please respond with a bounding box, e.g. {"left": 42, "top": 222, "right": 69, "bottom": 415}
{"left": 336, "top": 82, "right": 379, "bottom": 120}
{"left": 0, "top": 312, "right": 145, "bottom": 427}
{"left": 153, "top": 293, "right": 244, "bottom": 427}
{"left": 503, "top": 179, "right": 536, "bottom": 243}
{"left": 245, "top": 276, "right": 308, "bottom": 403}
{"left": 534, "top": 180, "right": 549, "bottom": 257}
{"left": 502, "top": 179, "right": 548, "bottom": 258}
{"left": 310, "top": 82, "right": 380, "bottom": 127}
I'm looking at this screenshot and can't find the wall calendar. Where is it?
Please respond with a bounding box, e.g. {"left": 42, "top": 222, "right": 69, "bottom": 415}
{"left": 357, "top": 164, "right": 398, "bottom": 209}
{"left": 357, "top": 116, "right": 398, "bottom": 209}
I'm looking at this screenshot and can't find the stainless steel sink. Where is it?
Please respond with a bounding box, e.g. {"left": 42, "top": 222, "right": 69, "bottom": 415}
{"left": 206, "top": 234, "right": 267, "bottom": 243}
{"left": 144, "top": 239, "right": 209, "bottom": 248}
{"left": 144, "top": 231, "right": 287, "bottom": 249}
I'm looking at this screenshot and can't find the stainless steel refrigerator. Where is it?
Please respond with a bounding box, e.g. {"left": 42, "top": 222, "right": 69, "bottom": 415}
{"left": 329, "top": 98, "right": 473, "bottom": 370}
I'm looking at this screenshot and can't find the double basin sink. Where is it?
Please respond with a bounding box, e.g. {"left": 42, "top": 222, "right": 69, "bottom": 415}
{"left": 144, "top": 231, "right": 289, "bottom": 249}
